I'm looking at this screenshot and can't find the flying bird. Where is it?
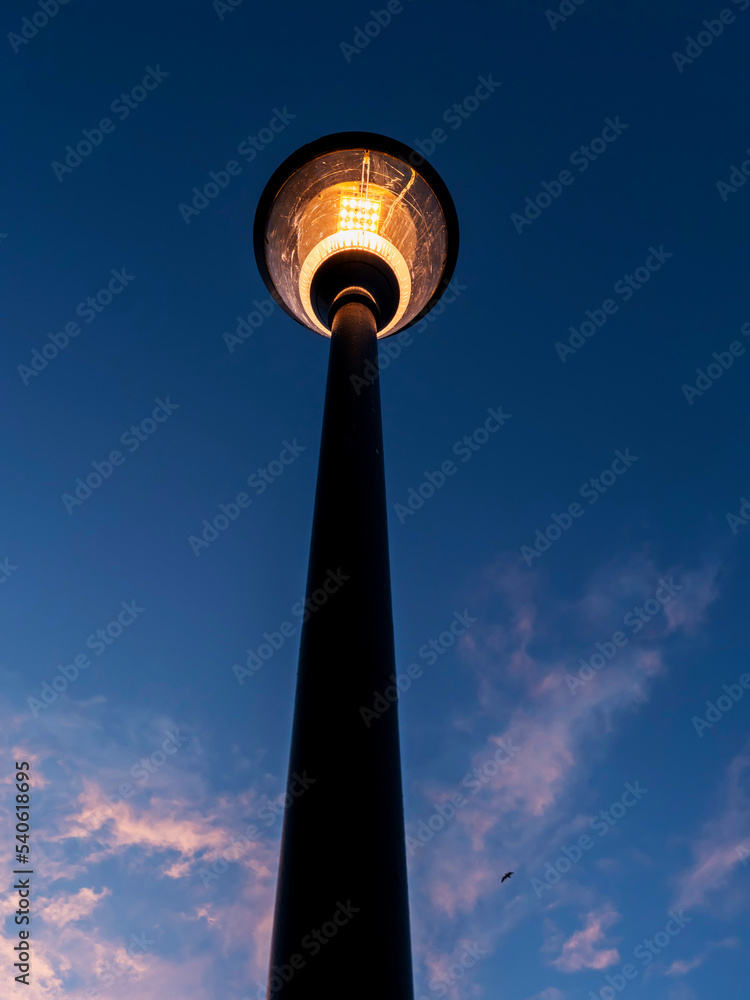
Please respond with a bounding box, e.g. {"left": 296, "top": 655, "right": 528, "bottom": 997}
{"left": 501, "top": 871, "right": 514, "bottom": 883}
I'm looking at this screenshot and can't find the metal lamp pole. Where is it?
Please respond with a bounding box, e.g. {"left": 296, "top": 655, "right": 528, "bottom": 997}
{"left": 253, "top": 133, "right": 458, "bottom": 1000}
{"left": 265, "top": 295, "right": 412, "bottom": 997}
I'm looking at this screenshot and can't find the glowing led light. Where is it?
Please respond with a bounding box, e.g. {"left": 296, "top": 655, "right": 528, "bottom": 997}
{"left": 337, "top": 192, "right": 383, "bottom": 235}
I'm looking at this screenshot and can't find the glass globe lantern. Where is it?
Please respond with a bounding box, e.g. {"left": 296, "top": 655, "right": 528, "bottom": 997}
{"left": 254, "top": 132, "right": 459, "bottom": 337}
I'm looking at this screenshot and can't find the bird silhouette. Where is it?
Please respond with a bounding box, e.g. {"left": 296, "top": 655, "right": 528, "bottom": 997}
{"left": 501, "top": 871, "right": 514, "bottom": 883}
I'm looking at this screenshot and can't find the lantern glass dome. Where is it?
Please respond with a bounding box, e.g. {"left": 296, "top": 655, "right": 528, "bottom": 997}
{"left": 254, "top": 133, "right": 458, "bottom": 337}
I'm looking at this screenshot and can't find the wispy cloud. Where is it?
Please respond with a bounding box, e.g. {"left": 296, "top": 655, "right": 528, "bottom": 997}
{"left": 406, "top": 551, "right": 720, "bottom": 987}
{"left": 674, "top": 748, "right": 750, "bottom": 912}
{"left": 665, "top": 935, "right": 739, "bottom": 977}
{"left": 37, "top": 886, "right": 111, "bottom": 928}
{"left": 0, "top": 696, "right": 281, "bottom": 998}
{"left": 549, "top": 904, "right": 621, "bottom": 972}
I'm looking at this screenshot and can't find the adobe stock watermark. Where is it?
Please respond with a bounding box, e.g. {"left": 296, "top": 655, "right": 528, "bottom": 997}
{"left": 411, "top": 74, "right": 501, "bottom": 160}
{"left": 717, "top": 144, "right": 750, "bottom": 201}
{"left": 178, "top": 107, "right": 296, "bottom": 224}
{"left": 417, "top": 941, "right": 489, "bottom": 999}
{"left": 406, "top": 736, "right": 521, "bottom": 857}
{"left": 565, "top": 577, "right": 683, "bottom": 694}
{"left": 556, "top": 246, "right": 673, "bottom": 362}
{"left": 222, "top": 299, "right": 275, "bottom": 353}
{"left": 188, "top": 438, "right": 306, "bottom": 555}
{"left": 212, "top": 0, "right": 246, "bottom": 20}
{"left": 27, "top": 600, "right": 145, "bottom": 717}
{"left": 82, "top": 728, "right": 199, "bottom": 833}
{"left": 197, "top": 771, "right": 317, "bottom": 889}
{"left": 531, "top": 781, "right": 648, "bottom": 897}
{"left": 393, "top": 406, "right": 511, "bottom": 524}
{"left": 17, "top": 268, "right": 135, "bottom": 385}
{"left": 51, "top": 67, "right": 170, "bottom": 182}
{"left": 81, "top": 929, "right": 155, "bottom": 998}
{"left": 726, "top": 494, "right": 750, "bottom": 534}
{"left": 511, "top": 116, "right": 628, "bottom": 234}
{"left": 8, "top": 0, "right": 72, "bottom": 54}
{"left": 348, "top": 277, "right": 467, "bottom": 394}
{"left": 521, "top": 448, "right": 638, "bottom": 566}
{"left": 545, "top": 0, "right": 591, "bottom": 31}
{"left": 349, "top": 327, "right": 415, "bottom": 395}
{"left": 681, "top": 320, "right": 749, "bottom": 403}
{"left": 410, "top": 277, "right": 467, "bottom": 334}
{"left": 61, "top": 397, "right": 179, "bottom": 513}
{"left": 340, "top": 0, "right": 413, "bottom": 62}
{"left": 359, "top": 609, "right": 477, "bottom": 725}
{"left": 692, "top": 672, "right": 750, "bottom": 736}
{"left": 672, "top": 1, "right": 749, "bottom": 73}
{"left": 0, "top": 557, "right": 18, "bottom": 586}
{"left": 242, "top": 901, "right": 361, "bottom": 1000}
{"left": 587, "top": 911, "right": 692, "bottom": 1000}
{"left": 231, "top": 567, "right": 350, "bottom": 684}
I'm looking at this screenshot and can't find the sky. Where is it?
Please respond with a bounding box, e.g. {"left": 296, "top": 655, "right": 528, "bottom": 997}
{"left": 1, "top": 0, "right": 750, "bottom": 998}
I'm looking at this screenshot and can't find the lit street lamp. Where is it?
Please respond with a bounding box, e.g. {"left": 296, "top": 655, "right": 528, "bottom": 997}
{"left": 254, "top": 132, "right": 459, "bottom": 998}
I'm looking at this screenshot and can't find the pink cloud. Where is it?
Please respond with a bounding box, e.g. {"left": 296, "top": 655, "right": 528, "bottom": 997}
{"left": 674, "top": 748, "right": 750, "bottom": 911}
{"left": 665, "top": 936, "right": 740, "bottom": 977}
{"left": 54, "top": 778, "right": 249, "bottom": 876}
{"left": 37, "top": 886, "right": 111, "bottom": 928}
{"left": 420, "top": 935, "right": 492, "bottom": 995}
{"left": 427, "top": 853, "right": 498, "bottom": 918}
{"left": 5, "top": 749, "right": 50, "bottom": 788}
{"left": 0, "top": 699, "right": 283, "bottom": 998}
{"left": 446, "top": 553, "right": 718, "bottom": 832}
{"left": 665, "top": 955, "right": 704, "bottom": 976}
{"left": 550, "top": 905, "right": 621, "bottom": 972}
{"left": 403, "top": 553, "right": 721, "bottom": 983}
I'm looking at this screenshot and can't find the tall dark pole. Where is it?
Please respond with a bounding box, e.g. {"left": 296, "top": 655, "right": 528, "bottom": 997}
{"left": 265, "top": 298, "right": 414, "bottom": 999}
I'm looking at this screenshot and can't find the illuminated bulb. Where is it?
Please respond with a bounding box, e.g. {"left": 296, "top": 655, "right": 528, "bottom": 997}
{"left": 336, "top": 192, "right": 383, "bottom": 236}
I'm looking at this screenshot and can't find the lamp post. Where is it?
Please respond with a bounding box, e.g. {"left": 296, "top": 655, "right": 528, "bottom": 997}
{"left": 253, "top": 132, "right": 459, "bottom": 999}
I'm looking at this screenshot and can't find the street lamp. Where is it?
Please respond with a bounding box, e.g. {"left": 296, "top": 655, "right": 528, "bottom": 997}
{"left": 254, "top": 132, "right": 458, "bottom": 999}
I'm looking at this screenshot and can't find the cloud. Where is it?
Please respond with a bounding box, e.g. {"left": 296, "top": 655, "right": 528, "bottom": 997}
{"left": 454, "top": 553, "right": 716, "bottom": 829}
{"left": 0, "top": 548, "right": 727, "bottom": 1000}
{"left": 663, "top": 564, "right": 720, "bottom": 634}
{"left": 674, "top": 747, "right": 750, "bottom": 912}
{"left": 405, "top": 552, "right": 720, "bottom": 989}
{"left": 0, "top": 695, "right": 282, "bottom": 998}
{"left": 665, "top": 955, "right": 705, "bottom": 976}
{"left": 56, "top": 777, "right": 232, "bottom": 873}
{"left": 549, "top": 905, "right": 621, "bottom": 972}
{"left": 37, "top": 886, "right": 111, "bottom": 928}
{"left": 665, "top": 935, "right": 741, "bottom": 977}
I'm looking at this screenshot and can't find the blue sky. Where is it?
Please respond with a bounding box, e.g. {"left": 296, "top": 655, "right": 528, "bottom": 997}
{"left": 1, "top": 0, "right": 749, "bottom": 997}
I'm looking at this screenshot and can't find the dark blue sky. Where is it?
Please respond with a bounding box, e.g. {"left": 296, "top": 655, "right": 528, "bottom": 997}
{"left": 2, "top": 1, "right": 750, "bottom": 998}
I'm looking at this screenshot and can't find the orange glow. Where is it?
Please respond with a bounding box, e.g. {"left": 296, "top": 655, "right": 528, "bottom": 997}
{"left": 337, "top": 192, "right": 382, "bottom": 234}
